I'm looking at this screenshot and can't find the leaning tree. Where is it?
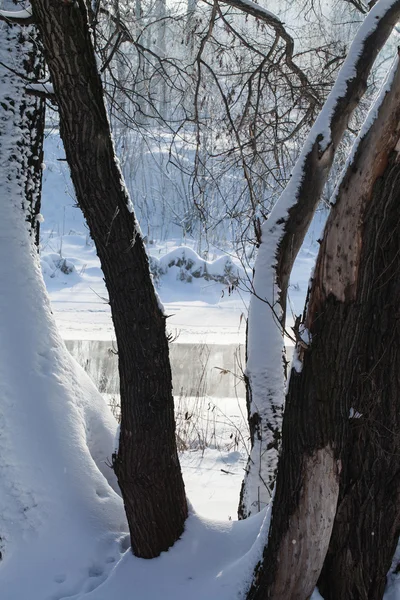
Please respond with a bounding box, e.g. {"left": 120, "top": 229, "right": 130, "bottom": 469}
{"left": 245, "top": 3, "right": 400, "bottom": 599}
{"left": 240, "top": 0, "right": 400, "bottom": 519}
{"left": 18, "top": 0, "right": 189, "bottom": 558}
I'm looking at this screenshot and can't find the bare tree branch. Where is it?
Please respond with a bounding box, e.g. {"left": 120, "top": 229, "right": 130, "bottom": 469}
{"left": 343, "top": 0, "right": 368, "bottom": 13}
{"left": 216, "top": 0, "right": 321, "bottom": 107}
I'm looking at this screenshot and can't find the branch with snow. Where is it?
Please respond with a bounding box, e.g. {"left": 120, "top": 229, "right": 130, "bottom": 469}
{"left": 0, "top": 8, "right": 35, "bottom": 24}
{"left": 241, "top": 0, "right": 400, "bottom": 519}
{"left": 26, "top": 82, "right": 56, "bottom": 101}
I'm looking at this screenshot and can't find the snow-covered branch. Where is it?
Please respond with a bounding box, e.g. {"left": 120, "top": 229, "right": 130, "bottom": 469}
{"left": 26, "top": 82, "right": 56, "bottom": 101}
{"left": 0, "top": 8, "right": 35, "bottom": 24}
{"left": 241, "top": 0, "right": 400, "bottom": 519}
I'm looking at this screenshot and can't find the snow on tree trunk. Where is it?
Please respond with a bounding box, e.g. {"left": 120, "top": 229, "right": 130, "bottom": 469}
{"left": 22, "top": 32, "right": 45, "bottom": 247}
{"left": 239, "top": 0, "right": 400, "bottom": 520}
{"left": 246, "top": 50, "right": 400, "bottom": 600}
{"left": 0, "top": 1, "right": 45, "bottom": 246}
{"left": 0, "top": 9, "right": 126, "bottom": 594}
{"left": 30, "top": 0, "right": 188, "bottom": 558}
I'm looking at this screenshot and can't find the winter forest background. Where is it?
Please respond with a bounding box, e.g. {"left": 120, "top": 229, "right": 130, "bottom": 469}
{"left": 2, "top": 0, "right": 400, "bottom": 598}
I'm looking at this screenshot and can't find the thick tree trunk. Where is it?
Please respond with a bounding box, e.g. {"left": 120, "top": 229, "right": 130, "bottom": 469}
{"left": 240, "top": 0, "right": 400, "bottom": 519}
{"left": 30, "top": 0, "right": 188, "bottom": 558}
{"left": 246, "top": 53, "right": 400, "bottom": 600}
{"left": 318, "top": 158, "right": 400, "bottom": 597}
{"left": 316, "top": 61, "right": 400, "bottom": 600}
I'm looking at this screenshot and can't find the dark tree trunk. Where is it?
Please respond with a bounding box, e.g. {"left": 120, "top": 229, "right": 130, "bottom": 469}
{"left": 316, "top": 56, "right": 400, "bottom": 600}
{"left": 22, "top": 30, "right": 45, "bottom": 248}
{"left": 246, "top": 54, "right": 400, "bottom": 600}
{"left": 30, "top": 0, "right": 188, "bottom": 558}
{"left": 318, "top": 154, "right": 400, "bottom": 599}
{"left": 239, "top": 0, "right": 400, "bottom": 519}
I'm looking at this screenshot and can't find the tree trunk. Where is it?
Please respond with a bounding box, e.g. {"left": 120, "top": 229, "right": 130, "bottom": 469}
{"left": 240, "top": 0, "right": 400, "bottom": 520}
{"left": 30, "top": 0, "right": 188, "bottom": 558}
{"left": 318, "top": 154, "right": 400, "bottom": 599}
{"left": 23, "top": 31, "right": 45, "bottom": 248}
{"left": 0, "top": 4, "right": 45, "bottom": 247}
{"left": 315, "top": 57, "right": 400, "bottom": 600}
{"left": 246, "top": 52, "right": 400, "bottom": 600}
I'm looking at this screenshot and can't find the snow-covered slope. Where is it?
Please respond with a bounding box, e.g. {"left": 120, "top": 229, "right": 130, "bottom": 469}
{"left": 0, "top": 150, "right": 129, "bottom": 599}
{"left": 0, "top": 177, "right": 274, "bottom": 600}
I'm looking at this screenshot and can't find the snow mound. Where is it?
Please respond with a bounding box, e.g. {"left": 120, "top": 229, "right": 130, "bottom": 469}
{"left": 150, "top": 245, "right": 244, "bottom": 286}
{"left": 0, "top": 158, "right": 125, "bottom": 598}
{"left": 80, "top": 508, "right": 270, "bottom": 600}
{"left": 41, "top": 252, "right": 77, "bottom": 278}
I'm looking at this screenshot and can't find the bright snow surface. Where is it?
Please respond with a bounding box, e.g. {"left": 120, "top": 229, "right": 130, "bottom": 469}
{"left": 0, "top": 131, "right": 328, "bottom": 600}
{"left": 40, "top": 133, "right": 322, "bottom": 345}
{"left": 0, "top": 128, "right": 275, "bottom": 599}
{"left": 4, "top": 137, "right": 399, "bottom": 599}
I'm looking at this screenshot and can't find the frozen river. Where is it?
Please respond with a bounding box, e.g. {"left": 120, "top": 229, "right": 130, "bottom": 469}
{"left": 65, "top": 340, "right": 294, "bottom": 399}
{"left": 65, "top": 340, "right": 247, "bottom": 398}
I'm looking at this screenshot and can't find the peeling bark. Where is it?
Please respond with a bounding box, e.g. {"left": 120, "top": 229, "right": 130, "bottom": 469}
{"left": 318, "top": 152, "right": 400, "bottom": 600}
{"left": 316, "top": 57, "right": 400, "bottom": 600}
{"left": 246, "top": 49, "right": 400, "bottom": 600}
{"left": 241, "top": 0, "right": 400, "bottom": 519}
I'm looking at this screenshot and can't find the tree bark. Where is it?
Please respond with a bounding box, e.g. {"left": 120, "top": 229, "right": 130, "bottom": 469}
{"left": 30, "top": 0, "right": 188, "bottom": 558}
{"left": 0, "top": 4, "right": 45, "bottom": 247}
{"left": 240, "top": 0, "right": 400, "bottom": 520}
{"left": 22, "top": 29, "right": 45, "bottom": 247}
{"left": 246, "top": 52, "right": 400, "bottom": 600}
{"left": 315, "top": 56, "right": 400, "bottom": 600}
{"left": 318, "top": 155, "right": 400, "bottom": 599}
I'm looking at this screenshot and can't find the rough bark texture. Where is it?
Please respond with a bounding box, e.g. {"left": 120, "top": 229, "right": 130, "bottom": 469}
{"left": 241, "top": 0, "right": 400, "bottom": 520}
{"left": 22, "top": 28, "right": 45, "bottom": 247}
{"left": 318, "top": 153, "right": 400, "bottom": 599}
{"left": 246, "top": 52, "right": 400, "bottom": 600}
{"left": 30, "top": 0, "right": 188, "bottom": 558}
{"left": 315, "top": 57, "right": 400, "bottom": 600}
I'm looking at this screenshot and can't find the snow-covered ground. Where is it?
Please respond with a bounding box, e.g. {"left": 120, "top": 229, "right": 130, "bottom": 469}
{"left": 39, "top": 130, "right": 324, "bottom": 524}
{"left": 38, "top": 129, "right": 325, "bottom": 525}
{"left": 41, "top": 132, "right": 325, "bottom": 346}
{"left": 1, "top": 131, "right": 335, "bottom": 600}
{"left": 2, "top": 128, "right": 398, "bottom": 600}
